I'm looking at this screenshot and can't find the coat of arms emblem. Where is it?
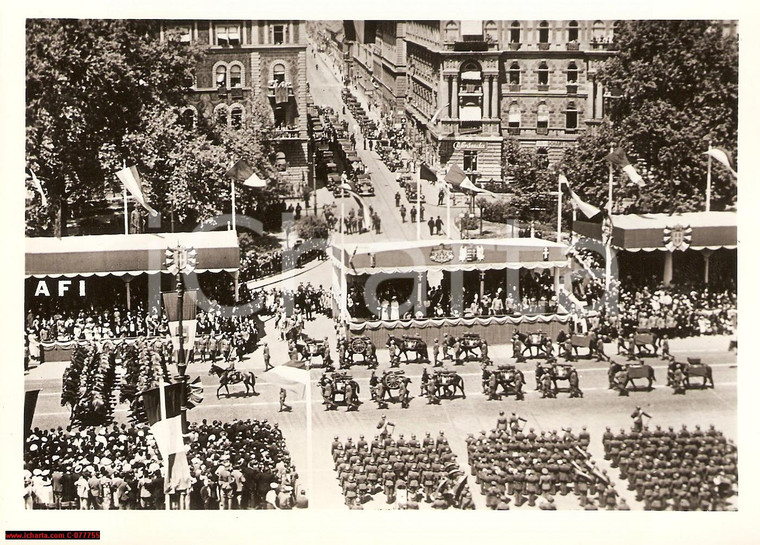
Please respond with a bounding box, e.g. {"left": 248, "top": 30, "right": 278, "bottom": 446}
{"left": 430, "top": 244, "right": 454, "bottom": 263}
{"left": 663, "top": 224, "right": 693, "bottom": 251}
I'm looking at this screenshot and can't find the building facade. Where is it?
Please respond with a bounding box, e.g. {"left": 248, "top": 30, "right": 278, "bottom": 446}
{"left": 345, "top": 20, "right": 618, "bottom": 180}
{"left": 161, "top": 20, "right": 309, "bottom": 193}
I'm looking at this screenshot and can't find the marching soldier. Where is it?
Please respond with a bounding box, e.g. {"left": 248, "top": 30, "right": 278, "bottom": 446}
{"left": 631, "top": 406, "right": 651, "bottom": 432}
{"left": 369, "top": 370, "right": 379, "bottom": 401}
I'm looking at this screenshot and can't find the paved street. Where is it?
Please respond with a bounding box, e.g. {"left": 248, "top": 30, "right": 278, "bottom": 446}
{"left": 308, "top": 48, "right": 465, "bottom": 243}
{"left": 26, "top": 318, "right": 737, "bottom": 509}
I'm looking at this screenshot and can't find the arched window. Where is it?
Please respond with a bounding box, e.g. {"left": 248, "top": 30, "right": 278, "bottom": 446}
{"left": 229, "top": 64, "right": 243, "bottom": 88}
{"left": 592, "top": 20, "right": 605, "bottom": 42}
{"left": 180, "top": 107, "right": 196, "bottom": 130}
{"left": 565, "top": 101, "right": 578, "bottom": 130}
{"left": 459, "top": 61, "right": 482, "bottom": 123}
{"left": 214, "top": 104, "right": 229, "bottom": 127}
{"left": 568, "top": 20, "right": 579, "bottom": 42}
{"left": 230, "top": 105, "right": 243, "bottom": 129}
{"left": 538, "top": 21, "right": 549, "bottom": 44}
{"left": 508, "top": 102, "right": 521, "bottom": 130}
{"left": 510, "top": 21, "right": 521, "bottom": 43}
{"left": 537, "top": 61, "right": 549, "bottom": 86}
{"left": 567, "top": 62, "right": 579, "bottom": 83}
{"left": 273, "top": 63, "right": 286, "bottom": 83}
{"left": 509, "top": 62, "right": 521, "bottom": 85}
{"left": 445, "top": 21, "right": 458, "bottom": 42}
{"left": 215, "top": 65, "right": 228, "bottom": 88}
{"left": 484, "top": 20, "right": 498, "bottom": 42}
{"left": 537, "top": 102, "right": 549, "bottom": 134}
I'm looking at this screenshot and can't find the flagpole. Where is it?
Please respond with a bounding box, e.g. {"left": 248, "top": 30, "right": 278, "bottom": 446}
{"left": 158, "top": 378, "right": 171, "bottom": 511}
{"left": 605, "top": 146, "right": 614, "bottom": 291}
{"left": 416, "top": 161, "right": 421, "bottom": 240}
{"left": 556, "top": 175, "right": 563, "bottom": 244}
{"left": 305, "top": 362, "right": 313, "bottom": 505}
{"left": 230, "top": 178, "right": 237, "bottom": 230}
{"left": 340, "top": 196, "right": 347, "bottom": 334}
{"left": 446, "top": 183, "right": 451, "bottom": 239}
{"left": 706, "top": 141, "right": 712, "bottom": 212}
{"left": 123, "top": 187, "right": 129, "bottom": 235}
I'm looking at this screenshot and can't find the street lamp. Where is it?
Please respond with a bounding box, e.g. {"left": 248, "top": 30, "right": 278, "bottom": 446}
{"left": 165, "top": 244, "right": 197, "bottom": 379}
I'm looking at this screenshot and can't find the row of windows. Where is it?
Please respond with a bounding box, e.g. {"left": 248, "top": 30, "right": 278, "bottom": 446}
{"left": 165, "top": 22, "right": 294, "bottom": 46}
{"left": 443, "top": 20, "right": 617, "bottom": 44}
{"left": 506, "top": 101, "right": 579, "bottom": 130}
{"left": 180, "top": 104, "right": 245, "bottom": 129}
{"left": 410, "top": 80, "right": 435, "bottom": 118}
{"left": 507, "top": 61, "right": 580, "bottom": 85}
{"left": 211, "top": 61, "right": 288, "bottom": 89}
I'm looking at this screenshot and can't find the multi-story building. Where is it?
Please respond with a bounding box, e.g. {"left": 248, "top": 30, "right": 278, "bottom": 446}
{"left": 160, "top": 20, "right": 309, "bottom": 192}
{"left": 344, "top": 20, "right": 618, "bottom": 180}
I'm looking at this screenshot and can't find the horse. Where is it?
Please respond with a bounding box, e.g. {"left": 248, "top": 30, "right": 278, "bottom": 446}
{"left": 434, "top": 373, "right": 466, "bottom": 399}
{"left": 609, "top": 362, "right": 656, "bottom": 391}
{"left": 684, "top": 363, "right": 714, "bottom": 389}
{"left": 386, "top": 335, "right": 429, "bottom": 363}
{"left": 490, "top": 367, "right": 525, "bottom": 401}
{"left": 208, "top": 363, "right": 257, "bottom": 398}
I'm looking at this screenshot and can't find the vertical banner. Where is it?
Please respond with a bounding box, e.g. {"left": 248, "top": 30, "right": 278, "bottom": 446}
{"left": 24, "top": 390, "right": 41, "bottom": 441}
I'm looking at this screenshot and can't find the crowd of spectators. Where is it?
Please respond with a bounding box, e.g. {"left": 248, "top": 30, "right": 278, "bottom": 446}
{"left": 610, "top": 283, "right": 737, "bottom": 338}
{"left": 467, "top": 413, "right": 624, "bottom": 510}
{"left": 23, "top": 419, "right": 304, "bottom": 510}
{"left": 604, "top": 424, "right": 737, "bottom": 510}
{"left": 239, "top": 245, "right": 326, "bottom": 282}
{"left": 346, "top": 271, "right": 557, "bottom": 321}
{"left": 332, "top": 430, "right": 474, "bottom": 509}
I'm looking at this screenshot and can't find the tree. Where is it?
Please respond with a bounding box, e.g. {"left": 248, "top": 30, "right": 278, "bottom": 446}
{"left": 597, "top": 20, "right": 738, "bottom": 212}
{"left": 296, "top": 214, "right": 329, "bottom": 241}
{"left": 500, "top": 138, "right": 556, "bottom": 225}
{"left": 26, "top": 20, "right": 203, "bottom": 236}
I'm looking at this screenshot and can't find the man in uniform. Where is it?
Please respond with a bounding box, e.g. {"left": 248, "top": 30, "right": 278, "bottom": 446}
{"left": 263, "top": 343, "right": 272, "bottom": 371}
{"left": 631, "top": 406, "right": 651, "bottom": 432}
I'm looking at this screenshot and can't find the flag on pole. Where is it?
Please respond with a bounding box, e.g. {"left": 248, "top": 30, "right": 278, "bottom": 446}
{"left": 429, "top": 103, "right": 449, "bottom": 126}
{"left": 268, "top": 359, "right": 309, "bottom": 398}
{"left": 705, "top": 147, "right": 737, "bottom": 178}
{"left": 140, "top": 383, "right": 192, "bottom": 493}
{"left": 559, "top": 174, "right": 601, "bottom": 219}
{"left": 460, "top": 178, "right": 496, "bottom": 196}
{"left": 225, "top": 158, "right": 267, "bottom": 188}
{"left": 116, "top": 165, "right": 159, "bottom": 216}
{"left": 444, "top": 164, "right": 468, "bottom": 187}
{"left": 419, "top": 163, "right": 439, "bottom": 183}
{"left": 25, "top": 168, "right": 48, "bottom": 207}
{"left": 605, "top": 148, "right": 644, "bottom": 187}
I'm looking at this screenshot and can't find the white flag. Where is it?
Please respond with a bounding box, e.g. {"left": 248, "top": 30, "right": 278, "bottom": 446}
{"left": 116, "top": 165, "right": 159, "bottom": 216}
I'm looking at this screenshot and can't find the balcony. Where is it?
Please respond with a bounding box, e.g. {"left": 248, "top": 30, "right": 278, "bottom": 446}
{"left": 230, "top": 86, "right": 244, "bottom": 99}
{"left": 267, "top": 81, "right": 295, "bottom": 100}
{"left": 566, "top": 84, "right": 578, "bottom": 94}
{"left": 538, "top": 42, "right": 550, "bottom": 51}
{"left": 217, "top": 86, "right": 227, "bottom": 98}
{"left": 507, "top": 127, "right": 521, "bottom": 136}
{"left": 508, "top": 42, "right": 521, "bottom": 51}
{"left": 267, "top": 127, "right": 302, "bottom": 141}
{"left": 536, "top": 126, "right": 549, "bottom": 136}
{"left": 508, "top": 83, "right": 521, "bottom": 92}
{"left": 590, "top": 40, "right": 617, "bottom": 51}
{"left": 537, "top": 84, "right": 550, "bottom": 92}
{"left": 566, "top": 42, "right": 580, "bottom": 51}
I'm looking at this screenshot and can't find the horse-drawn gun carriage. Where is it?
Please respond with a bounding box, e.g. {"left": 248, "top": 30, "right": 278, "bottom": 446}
{"left": 341, "top": 335, "right": 378, "bottom": 369}
{"left": 422, "top": 368, "right": 466, "bottom": 403}
{"left": 370, "top": 369, "right": 412, "bottom": 409}
{"left": 483, "top": 364, "right": 525, "bottom": 401}
{"left": 387, "top": 335, "right": 429, "bottom": 364}
{"left": 295, "top": 334, "right": 329, "bottom": 367}
{"left": 609, "top": 361, "right": 657, "bottom": 395}
{"left": 618, "top": 329, "right": 659, "bottom": 358}
{"left": 443, "top": 333, "right": 489, "bottom": 364}
{"left": 512, "top": 331, "right": 553, "bottom": 361}
{"left": 534, "top": 360, "right": 583, "bottom": 398}
{"left": 319, "top": 371, "right": 361, "bottom": 411}
{"left": 667, "top": 357, "right": 714, "bottom": 390}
